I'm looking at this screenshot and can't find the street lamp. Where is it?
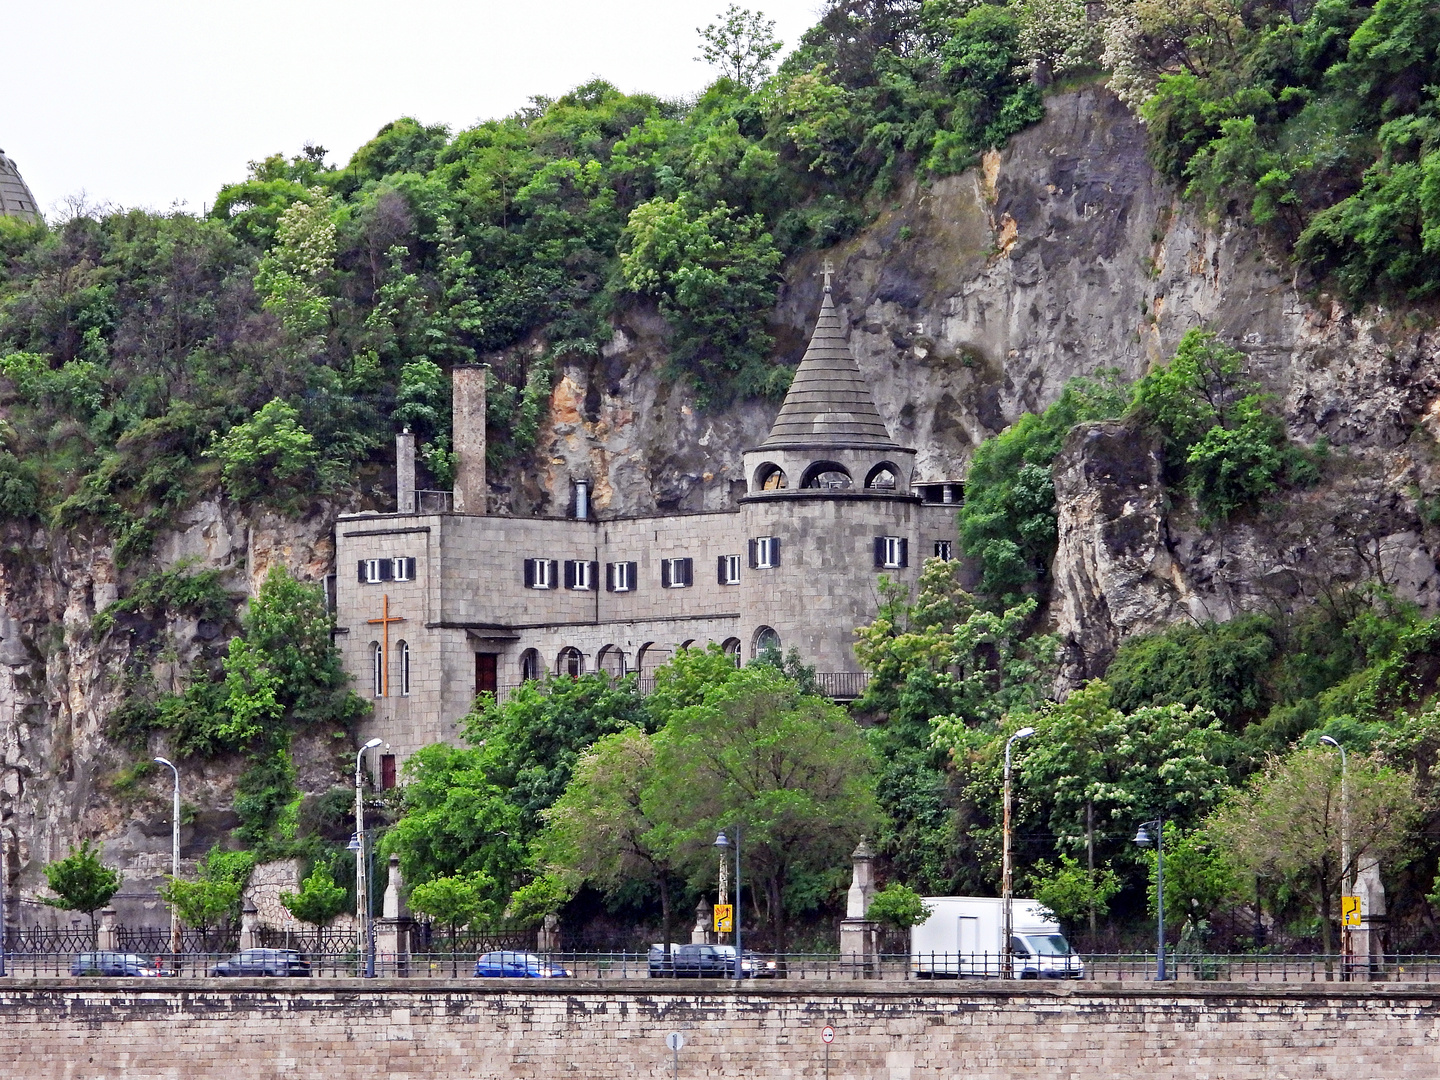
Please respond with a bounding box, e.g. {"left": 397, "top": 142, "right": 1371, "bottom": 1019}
{"left": 154, "top": 757, "right": 181, "bottom": 956}
{"left": 1133, "top": 818, "right": 1166, "bottom": 981}
{"left": 1320, "top": 735, "right": 1351, "bottom": 973}
{"left": 354, "top": 738, "right": 383, "bottom": 977}
{"left": 713, "top": 826, "right": 742, "bottom": 982}
{"left": 1002, "top": 726, "right": 1035, "bottom": 979}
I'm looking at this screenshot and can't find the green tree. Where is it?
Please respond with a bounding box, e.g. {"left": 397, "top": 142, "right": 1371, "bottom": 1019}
{"left": 279, "top": 858, "right": 349, "bottom": 927}
{"left": 1026, "top": 854, "right": 1121, "bottom": 942}
{"left": 161, "top": 847, "right": 255, "bottom": 937}
{"left": 536, "top": 727, "right": 686, "bottom": 952}
{"left": 698, "top": 4, "right": 783, "bottom": 90}
{"left": 619, "top": 193, "right": 784, "bottom": 402}
{"left": 957, "top": 374, "right": 1129, "bottom": 598}
{"left": 43, "top": 840, "right": 121, "bottom": 943}
{"left": 207, "top": 398, "right": 322, "bottom": 506}
{"left": 1206, "top": 746, "right": 1419, "bottom": 955}
{"left": 253, "top": 189, "right": 336, "bottom": 338}
{"left": 866, "top": 883, "right": 933, "bottom": 932}
{"left": 408, "top": 871, "right": 497, "bottom": 940}
{"left": 649, "top": 662, "right": 878, "bottom": 952}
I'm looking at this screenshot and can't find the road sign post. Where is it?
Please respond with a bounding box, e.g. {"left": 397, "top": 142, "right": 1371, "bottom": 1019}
{"left": 713, "top": 904, "right": 733, "bottom": 935}
{"left": 822, "top": 1025, "right": 835, "bottom": 1080}
{"left": 666, "top": 1031, "right": 684, "bottom": 1079}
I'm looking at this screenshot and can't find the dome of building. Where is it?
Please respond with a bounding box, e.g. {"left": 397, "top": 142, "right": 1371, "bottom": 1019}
{"left": 0, "top": 150, "right": 40, "bottom": 222}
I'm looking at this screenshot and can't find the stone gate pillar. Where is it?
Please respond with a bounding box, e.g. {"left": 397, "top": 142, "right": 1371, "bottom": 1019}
{"left": 374, "top": 854, "right": 412, "bottom": 977}
{"left": 838, "top": 839, "right": 878, "bottom": 975}
{"left": 97, "top": 908, "right": 119, "bottom": 952}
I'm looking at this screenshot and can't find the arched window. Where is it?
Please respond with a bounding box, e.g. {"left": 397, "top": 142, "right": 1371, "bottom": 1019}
{"left": 557, "top": 647, "right": 584, "bottom": 678}
{"left": 754, "top": 463, "right": 787, "bottom": 491}
{"left": 800, "top": 461, "right": 852, "bottom": 490}
{"left": 597, "top": 645, "right": 626, "bottom": 677}
{"left": 397, "top": 640, "right": 411, "bottom": 697}
{"left": 634, "top": 642, "right": 657, "bottom": 675}
{"left": 721, "top": 637, "right": 742, "bottom": 667}
{"left": 520, "top": 649, "right": 541, "bottom": 682}
{"left": 865, "top": 462, "right": 899, "bottom": 489}
{"left": 753, "top": 626, "right": 781, "bottom": 659}
{"left": 370, "top": 642, "right": 383, "bottom": 698}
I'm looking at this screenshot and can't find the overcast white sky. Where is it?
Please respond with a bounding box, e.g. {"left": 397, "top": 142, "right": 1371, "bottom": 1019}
{"left": 6, "top": 0, "right": 825, "bottom": 216}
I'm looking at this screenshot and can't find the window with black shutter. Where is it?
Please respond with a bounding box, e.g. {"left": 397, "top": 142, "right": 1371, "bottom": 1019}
{"left": 678, "top": 557, "right": 693, "bottom": 586}
{"left": 876, "top": 536, "right": 907, "bottom": 569}
{"left": 718, "top": 555, "right": 741, "bottom": 585}
{"left": 748, "top": 539, "right": 757, "bottom": 569}
{"left": 392, "top": 557, "right": 416, "bottom": 582}
{"left": 752, "top": 537, "right": 779, "bottom": 568}
{"left": 524, "top": 558, "right": 557, "bottom": 589}
{"left": 661, "top": 557, "right": 692, "bottom": 588}
{"left": 606, "top": 562, "right": 636, "bottom": 592}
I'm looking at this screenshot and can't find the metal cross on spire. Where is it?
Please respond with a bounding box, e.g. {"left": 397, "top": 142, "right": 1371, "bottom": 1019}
{"left": 820, "top": 258, "right": 835, "bottom": 291}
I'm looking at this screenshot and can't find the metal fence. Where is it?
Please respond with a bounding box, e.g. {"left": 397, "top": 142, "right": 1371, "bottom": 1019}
{"left": 12, "top": 947, "right": 1440, "bottom": 982}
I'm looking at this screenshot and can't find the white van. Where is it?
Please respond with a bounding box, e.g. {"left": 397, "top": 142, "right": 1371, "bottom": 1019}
{"left": 910, "top": 896, "right": 1084, "bottom": 979}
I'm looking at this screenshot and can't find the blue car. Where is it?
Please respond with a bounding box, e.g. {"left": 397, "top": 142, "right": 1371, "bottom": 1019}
{"left": 473, "top": 951, "right": 571, "bottom": 978}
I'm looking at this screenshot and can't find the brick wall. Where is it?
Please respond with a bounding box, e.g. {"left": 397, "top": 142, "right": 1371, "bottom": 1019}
{"left": 5, "top": 978, "right": 1439, "bottom": 1079}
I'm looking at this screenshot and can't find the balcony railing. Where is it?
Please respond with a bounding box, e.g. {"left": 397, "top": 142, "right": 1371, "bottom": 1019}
{"left": 483, "top": 671, "right": 870, "bottom": 705}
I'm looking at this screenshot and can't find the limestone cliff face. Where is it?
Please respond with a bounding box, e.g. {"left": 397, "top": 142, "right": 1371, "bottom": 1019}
{"left": 0, "top": 500, "right": 339, "bottom": 924}
{"left": 4, "top": 82, "right": 1439, "bottom": 910}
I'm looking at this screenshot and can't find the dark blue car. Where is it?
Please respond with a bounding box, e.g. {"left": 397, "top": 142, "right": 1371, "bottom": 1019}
{"left": 473, "top": 951, "right": 571, "bottom": 978}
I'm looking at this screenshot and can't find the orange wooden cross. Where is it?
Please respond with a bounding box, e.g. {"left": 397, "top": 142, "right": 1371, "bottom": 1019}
{"left": 367, "top": 593, "right": 406, "bottom": 697}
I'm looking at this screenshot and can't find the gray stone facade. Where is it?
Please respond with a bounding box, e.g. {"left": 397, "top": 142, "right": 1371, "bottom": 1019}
{"left": 335, "top": 284, "right": 960, "bottom": 763}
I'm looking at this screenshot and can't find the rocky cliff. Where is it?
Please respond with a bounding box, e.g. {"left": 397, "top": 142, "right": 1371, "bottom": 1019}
{"left": 4, "top": 82, "right": 1437, "bottom": 914}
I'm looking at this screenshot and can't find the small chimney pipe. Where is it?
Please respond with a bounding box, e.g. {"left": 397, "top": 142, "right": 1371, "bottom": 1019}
{"left": 395, "top": 429, "right": 416, "bottom": 514}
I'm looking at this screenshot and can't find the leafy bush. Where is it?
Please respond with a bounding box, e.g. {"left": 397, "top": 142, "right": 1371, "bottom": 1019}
{"left": 866, "top": 882, "right": 933, "bottom": 930}
{"left": 958, "top": 374, "right": 1129, "bottom": 597}
{"left": 208, "top": 398, "right": 323, "bottom": 506}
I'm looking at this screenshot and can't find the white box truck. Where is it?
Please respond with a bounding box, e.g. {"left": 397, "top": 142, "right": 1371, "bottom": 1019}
{"left": 910, "top": 897, "right": 1085, "bottom": 979}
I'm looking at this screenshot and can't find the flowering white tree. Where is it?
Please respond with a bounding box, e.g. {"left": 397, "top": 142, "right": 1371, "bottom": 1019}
{"left": 1014, "top": 0, "right": 1103, "bottom": 84}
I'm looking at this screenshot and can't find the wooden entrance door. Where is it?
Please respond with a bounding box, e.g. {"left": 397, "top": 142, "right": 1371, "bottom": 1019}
{"left": 475, "top": 653, "right": 498, "bottom": 696}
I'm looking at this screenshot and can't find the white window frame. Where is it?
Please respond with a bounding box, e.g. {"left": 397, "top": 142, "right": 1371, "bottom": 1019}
{"left": 881, "top": 536, "right": 905, "bottom": 569}
{"left": 566, "top": 559, "right": 595, "bottom": 591}
{"left": 662, "top": 557, "right": 692, "bottom": 589}
{"left": 371, "top": 642, "right": 383, "bottom": 698}
{"left": 528, "top": 558, "right": 555, "bottom": 589}
{"left": 613, "top": 562, "right": 634, "bottom": 592}
{"left": 392, "top": 557, "right": 413, "bottom": 582}
{"left": 364, "top": 559, "right": 385, "bottom": 584}
{"left": 934, "top": 540, "right": 953, "bottom": 560}
{"left": 755, "top": 537, "right": 778, "bottom": 569}
{"left": 721, "top": 554, "right": 741, "bottom": 585}
{"left": 398, "top": 640, "right": 411, "bottom": 696}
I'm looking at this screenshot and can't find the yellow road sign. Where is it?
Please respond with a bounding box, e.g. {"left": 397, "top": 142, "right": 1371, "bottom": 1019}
{"left": 1341, "top": 895, "right": 1362, "bottom": 926}
{"left": 714, "top": 904, "right": 733, "bottom": 933}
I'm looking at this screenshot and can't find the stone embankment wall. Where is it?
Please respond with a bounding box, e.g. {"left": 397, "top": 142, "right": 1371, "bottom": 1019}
{"left": 4, "top": 979, "right": 1439, "bottom": 1079}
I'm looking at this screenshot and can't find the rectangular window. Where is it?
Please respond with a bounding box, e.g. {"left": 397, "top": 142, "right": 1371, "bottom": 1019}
{"left": 564, "top": 559, "right": 596, "bottom": 591}
{"left": 750, "top": 536, "right": 780, "bottom": 569}
{"left": 360, "top": 558, "right": 390, "bottom": 584}
{"left": 391, "top": 557, "right": 416, "bottom": 582}
{"left": 523, "top": 558, "right": 557, "bottom": 589}
{"left": 874, "top": 536, "right": 909, "bottom": 569}
{"left": 934, "top": 540, "right": 953, "bottom": 560}
{"left": 717, "top": 554, "right": 741, "bottom": 585}
{"left": 606, "top": 561, "right": 637, "bottom": 593}
{"left": 661, "top": 557, "right": 693, "bottom": 589}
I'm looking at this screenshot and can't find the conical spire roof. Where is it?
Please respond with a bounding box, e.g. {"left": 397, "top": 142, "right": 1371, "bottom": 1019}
{"left": 759, "top": 285, "right": 902, "bottom": 450}
{"left": 0, "top": 150, "right": 39, "bottom": 222}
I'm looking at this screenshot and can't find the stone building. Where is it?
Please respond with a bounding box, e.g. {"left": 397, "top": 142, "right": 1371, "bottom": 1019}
{"left": 334, "top": 281, "right": 961, "bottom": 773}
{"left": 0, "top": 149, "right": 40, "bottom": 222}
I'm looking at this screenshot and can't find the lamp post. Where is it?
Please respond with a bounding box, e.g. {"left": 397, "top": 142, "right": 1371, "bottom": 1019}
{"left": 1320, "top": 735, "right": 1351, "bottom": 974}
{"left": 154, "top": 757, "right": 181, "bottom": 956}
{"left": 713, "top": 825, "right": 742, "bottom": 982}
{"left": 353, "top": 738, "right": 383, "bottom": 976}
{"left": 1002, "top": 727, "right": 1034, "bottom": 979}
{"left": 1133, "top": 818, "right": 1166, "bottom": 981}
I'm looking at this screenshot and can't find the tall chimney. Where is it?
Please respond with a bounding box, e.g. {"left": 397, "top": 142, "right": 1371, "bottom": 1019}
{"left": 452, "top": 365, "right": 487, "bottom": 514}
{"left": 396, "top": 429, "right": 416, "bottom": 514}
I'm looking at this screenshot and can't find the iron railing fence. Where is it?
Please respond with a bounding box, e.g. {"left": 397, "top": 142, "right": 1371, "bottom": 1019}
{"left": 117, "top": 927, "right": 238, "bottom": 955}
{"left": 12, "top": 950, "right": 1440, "bottom": 983}
{"left": 5, "top": 926, "right": 96, "bottom": 954}
{"left": 256, "top": 926, "right": 358, "bottom": 956}
{"left": 487, "top": 672, "right": 869, "bottom": 705}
